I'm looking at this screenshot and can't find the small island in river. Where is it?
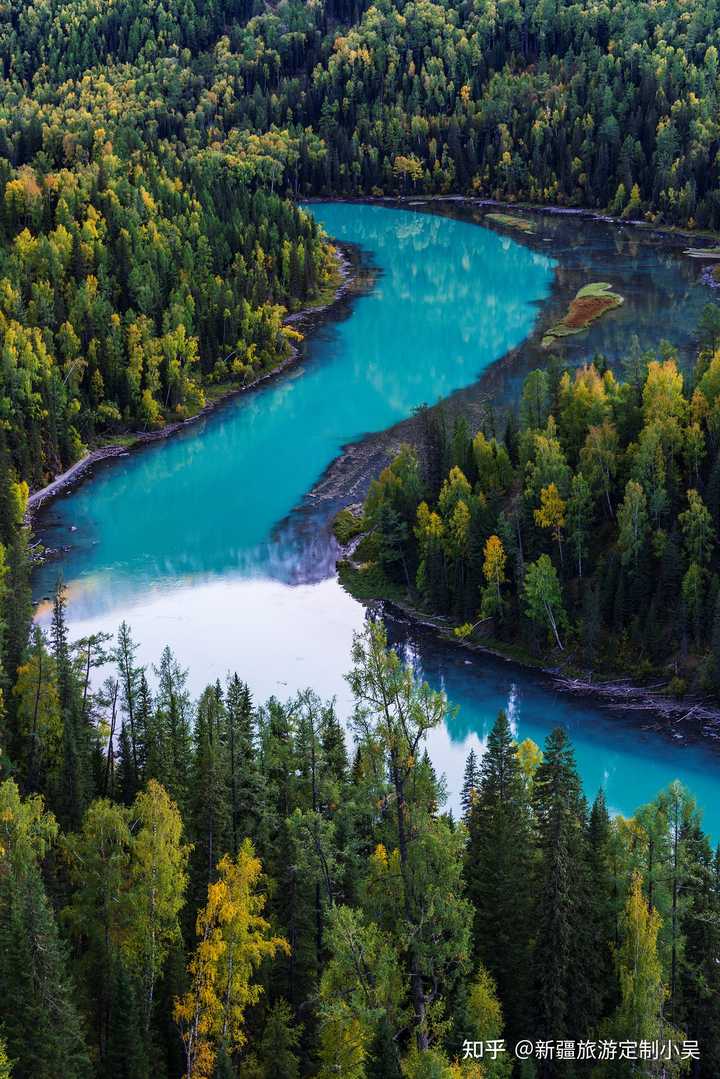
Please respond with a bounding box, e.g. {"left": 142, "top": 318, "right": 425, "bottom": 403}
{"left": 541, "top": 281, "right": 624, "bottom": 348}
{"left": 484, "top": 211, "right": 536, "bottom": 233}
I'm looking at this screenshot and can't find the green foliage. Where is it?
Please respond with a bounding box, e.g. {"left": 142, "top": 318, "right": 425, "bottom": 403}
{"left": 523, "top": 554, "right": 566, "bottom": 651}
{"left": 2, "top": 609, "right": 720, "bottom": 1075}
{"left": 332, "top": 507, "right": 365, "bottom": 546}
{"left": 0, "top": 780, "right": 90, "bottom": 1079}
{"left": 465, "top": 711, "right": 533, "bottom": 1042}
{"left": 352, "top": 354, "right": 720, "bottom": 683}
{"left": 3, "top": 1, "right": 720, "bottom": 1074}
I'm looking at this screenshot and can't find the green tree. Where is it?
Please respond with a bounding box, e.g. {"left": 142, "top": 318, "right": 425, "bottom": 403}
{"left": 0, "top": 780, "right": 90, "bottom": 1079}
{"left": 567, "top": 472, "right": 593, "bottom": 578}
{"left": 617, "top": 480, "right": 649, "bottom": 568}
{"left": 347, "top": 621, "right": 473, "bottom": 1053}
{"left": 679, "top": 489, "right": 714, "bottom": 566}
{"left": 532, "top": 729, "right": 595, "bottom": 1044}
{"left": 174, "top": 842, "right": 289, "bottom": 1079}
{"left": 125, "top": 780, "right": 190, "bottom": 1035}
{"left": 63, "top": 799, "right": 140, "bottom": 1075}
{"left": 523, "top": 554, "right": 566, "bottom": 650}
{"left": 465, "top": 711, "right": 533, "bottom": 1042}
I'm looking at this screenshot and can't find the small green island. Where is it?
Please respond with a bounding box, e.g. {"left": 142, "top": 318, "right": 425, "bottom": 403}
{"left": 484, "top": 211, "right": 536, "bottom": 233}
{"left": 542, "top": 281, "right": 624, "bottom": 348}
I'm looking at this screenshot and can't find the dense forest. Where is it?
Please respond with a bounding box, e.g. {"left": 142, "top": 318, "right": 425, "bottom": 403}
{"left": 2, "top": 0, "right": 720, "bottom": 1075}
{"left": 1, "top": 599, "right": 719, "bottom": 1078}
{"left": 2, "top": 0, "right": 720, "bottom": 489}
{"left": 343, "top": 315, "right": 720, "bottom": 690}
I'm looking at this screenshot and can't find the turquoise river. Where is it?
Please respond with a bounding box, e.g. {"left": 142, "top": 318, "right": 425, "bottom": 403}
{"left": 34, "top": 202, "right": 720, "bottom": 832}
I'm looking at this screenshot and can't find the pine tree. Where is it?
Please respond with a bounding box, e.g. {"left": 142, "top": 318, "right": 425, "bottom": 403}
{"left": 532, "top": 728, "right": 595, "bottom": 1054}
{"left": 12, "top": 626, "right": 61, "bottom": 794}
{"left": 150, "top": 646, "right": 192, "bottom": 813}
{"left": 460, "top": 747, "right": 479, "bottom": 819}
{"left": 256, "top": 1000, "right": 301, "bottom": 1079}
{"left": 0, "top": 780, "right": 90, "bottom": 1079}
{"left": 115, "top": 622, "right": 144, "bottom": 797}
{"left": 587, "top": 790, "right": 618, "bottom": 1018}
{"left": 64, "top": 799, "right": 135, "bottom": 1072}
{"left": 678, "top": 838, "right": 720, "bottom": 1074}
{"left": 465, "top": 712, "right": 533, "bottom": 1042}
{"left": 320, "top": 700, "right": 349, "bottom": 796}
{"left": 189, "top": 684, "right": 231, "bottom": 910}
{"left": 225, "top": 675, "right": 261, "bottom": 853}
{"left": 51, "top": 581, "right": 92, "bottom": 827}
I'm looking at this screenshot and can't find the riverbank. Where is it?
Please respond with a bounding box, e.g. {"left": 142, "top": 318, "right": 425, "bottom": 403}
{"left": 304, "top": 192, "right": 720, "bottom": 247}
{"left": 336, "top": 528, "right": 720, "bottom": 744}
{"left": 27, "top": 243, "right": 360, "bottom": 521}
{"left": 369, "top": 585, "right": 720, "bottom": 742}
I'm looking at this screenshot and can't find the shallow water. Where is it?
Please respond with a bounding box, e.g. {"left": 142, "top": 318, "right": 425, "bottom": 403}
{"left": 34, "top": 203, "right": 720, "bottom": 833}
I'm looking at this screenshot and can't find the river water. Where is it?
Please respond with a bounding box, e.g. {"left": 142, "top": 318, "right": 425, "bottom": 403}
{"left": 34, "top": 202, "right": 720, "bottom": 831}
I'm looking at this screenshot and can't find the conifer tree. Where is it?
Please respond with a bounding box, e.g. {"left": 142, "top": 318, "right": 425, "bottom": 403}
{"left": 532, "top": 728, "right": 595, "bottom": 1048}
{"left": 64, "top": 799, "right": 138, "bottom": 1071}
{"left": 587, "top": 790, "right": 619, "bottom": 1018}
{"left": 256, "top": 1000, "right": 301, "bottom": 1079}
{"left": 189, "top": 684, "right": 231, "bottom": 910}
{"left": 0, "top": 780, "right": 90, "bottom": 1079}
{"left": 51, "top": 581, "right": 93, "bottom": 826}
{"left": 150, "top": 646, "right": 192, "bottom": 813}
{"left": 348, "top": 621, "right": 473, "bottom": 1054}
{"left": 225, "top": 674, "right": 261, "bottom": 853}
{"left": 460, "top": 748, "right": 479, "bottom": 819}
{"left": 465, "top": 711, "right": 533, "bottom": 1042}
{"left": 115, "top": 622, "right": 144, "bottom": 797}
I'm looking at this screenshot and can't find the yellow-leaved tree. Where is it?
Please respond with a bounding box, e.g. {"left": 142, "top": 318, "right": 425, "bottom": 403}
{"left": 482, "top": 534, "right": 507, "bottom": 616}
{"left": 0, "top": 1034, "right": 10, "bottom": 1079}
{"left": 174, "top": 840, "right": 289, "bottom": 1079}
{"left": 534, "top": 482, "right": 566, "bottom": 565}
{"left": 125, "top": 780, "right": 190, "bottom": 1034}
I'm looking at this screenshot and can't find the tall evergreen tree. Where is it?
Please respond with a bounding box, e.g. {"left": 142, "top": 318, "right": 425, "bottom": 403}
{"left": 225, "top": 674, "right": 261, "bottom": 854}
{"left": 114, "top": 622, "right": 144, "bottom": 799}
{"left": 465, "top": 711, "right": 533, "bottom": 1042}
{"left": 532, "top": 728, "right": 596, "bottom": 1059}
{"left": 189, "top": 683, "right": 231, "bottom": 911}
{"left": 0, "top": 780, "right": 90, "bottom": 1079}
{"left": 460, "top": 747, "right": 479, "bottom": 820}
{"left": 51, "top": 581, "right": 92, "bottom": 827}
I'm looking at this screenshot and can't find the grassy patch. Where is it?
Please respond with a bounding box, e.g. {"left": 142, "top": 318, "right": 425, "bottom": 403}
{"left": 485, "top": 212, "right": 535, "bottom": 233}
{"left": 332, "top": 507, "right": 365, "bottom": 545}
{"left": 337, "top": 559, "right": 406, "bottom": 603}
{"left": 542, "top": 282, "right": 623, "bottom": 348}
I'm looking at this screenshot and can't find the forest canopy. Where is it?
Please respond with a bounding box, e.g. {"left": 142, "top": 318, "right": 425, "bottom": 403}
{"left": 1, "top": 0, "right": 720, "bottom": 489}
{"left": 2, "top": 0, "right": 720, "bottom": 1075}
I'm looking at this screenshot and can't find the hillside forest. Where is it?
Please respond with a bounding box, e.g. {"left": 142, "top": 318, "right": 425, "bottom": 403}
{"left": 2, "top": 0, "right": 720, "bottom": 1077}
